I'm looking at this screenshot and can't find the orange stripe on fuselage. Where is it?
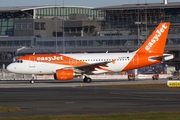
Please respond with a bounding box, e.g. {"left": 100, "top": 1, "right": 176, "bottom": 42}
{"left": 18, "top": 54, "right": 88, "bottom": 66}
{"left": 122, "top": 53, "right": 162, "bottom": 71}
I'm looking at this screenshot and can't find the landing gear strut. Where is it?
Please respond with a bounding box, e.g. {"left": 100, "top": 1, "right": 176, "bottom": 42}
{"left": 83, "top": 76, "right": 92, "bottom": 83}
{"left": 30, "top": 74, "right": 35, "bottom": 84}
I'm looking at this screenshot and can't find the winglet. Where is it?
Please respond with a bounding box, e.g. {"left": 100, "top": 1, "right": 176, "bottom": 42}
{"left": 137, "top": 22, "right": 170, "bottom": 54}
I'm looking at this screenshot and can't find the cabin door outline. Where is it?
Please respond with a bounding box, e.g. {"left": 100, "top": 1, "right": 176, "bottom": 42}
{"left": 29, "top": 56, "right": 35, "bottom": 67}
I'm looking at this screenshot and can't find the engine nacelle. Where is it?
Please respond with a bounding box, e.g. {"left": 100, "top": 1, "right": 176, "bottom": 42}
{"left": 54, "top": 69, "right": 74, "bottom": 80}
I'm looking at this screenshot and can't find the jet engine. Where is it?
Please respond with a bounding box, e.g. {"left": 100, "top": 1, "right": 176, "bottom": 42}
{"left": 54, "top": 69, "right": 75, "bottom": 80}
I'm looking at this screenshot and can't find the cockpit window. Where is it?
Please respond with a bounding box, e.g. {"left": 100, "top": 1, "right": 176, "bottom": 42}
{"left": 14, "top": 60, "right": 23, "bottom": 63}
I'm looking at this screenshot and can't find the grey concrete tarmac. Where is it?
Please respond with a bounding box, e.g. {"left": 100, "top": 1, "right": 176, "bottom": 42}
{"left": 0, "top": 79, "right": 180, "bottom": 117}
{"left": 0, "top": 78, "right": 168, "bottom": 88}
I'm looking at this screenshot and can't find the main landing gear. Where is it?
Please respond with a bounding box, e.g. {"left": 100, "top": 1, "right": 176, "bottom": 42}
{"left": 83, "top": 76, "right": 92, "bottom": 83}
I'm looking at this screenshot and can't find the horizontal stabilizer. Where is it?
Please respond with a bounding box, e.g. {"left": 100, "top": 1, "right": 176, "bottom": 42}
{"left": 148, "top": 54, "right": 174, "bottom": 62}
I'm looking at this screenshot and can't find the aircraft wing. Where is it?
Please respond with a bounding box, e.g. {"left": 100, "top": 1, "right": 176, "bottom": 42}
{"left": 74, "top": 60, "right": 115, "bottom": 74}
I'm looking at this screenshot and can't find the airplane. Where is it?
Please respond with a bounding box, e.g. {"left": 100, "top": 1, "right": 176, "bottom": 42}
{"left": 7, "top": 22, "right": 174, "bottom": 83}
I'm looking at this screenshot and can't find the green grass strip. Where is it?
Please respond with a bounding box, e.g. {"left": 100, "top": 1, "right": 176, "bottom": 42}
{"left": 0, "top": 111, "right": 180, "bottom": 120}
{"left": 0, "top": 106, "right": 21, "bottom": 112}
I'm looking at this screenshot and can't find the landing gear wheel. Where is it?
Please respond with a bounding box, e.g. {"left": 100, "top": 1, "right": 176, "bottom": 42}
{"left": 86, "top": 78, "right": 92, "bottom": 83}
{"left": 83, "top": 76, "right": 92, "bottom": 83}
{"left": 30, "top": 80, "right": 35, "bottom": 84}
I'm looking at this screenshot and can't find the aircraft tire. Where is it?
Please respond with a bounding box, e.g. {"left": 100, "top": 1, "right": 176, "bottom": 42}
{"left": 30, "top": 80, "right": 35, "bottom": 84}
{"left": 83, "top": 77, "right": 92, "bottom": 83}
{"left": 86, "top": 78, "right": 92, "bottom": 83}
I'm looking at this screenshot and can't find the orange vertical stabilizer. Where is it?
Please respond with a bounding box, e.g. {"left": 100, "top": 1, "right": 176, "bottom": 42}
{"left": 136, "top": 22, "right": 170, "bottom": 54}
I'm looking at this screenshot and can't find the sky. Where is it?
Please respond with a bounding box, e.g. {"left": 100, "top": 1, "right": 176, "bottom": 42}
{"left": 0, "top": 0, "right": 180, "bottom": 7}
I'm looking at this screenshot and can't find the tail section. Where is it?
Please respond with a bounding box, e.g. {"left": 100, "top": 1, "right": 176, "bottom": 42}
{"left": 122, "top": 22, "right": 171, "bottom": 71}
{"left": 136, "top": 22, "right": 170, "bottom": 54}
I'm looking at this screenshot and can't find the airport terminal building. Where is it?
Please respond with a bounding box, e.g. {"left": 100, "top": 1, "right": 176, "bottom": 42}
{"left": 0, "top": 0, "right": 180, "bottom": 70}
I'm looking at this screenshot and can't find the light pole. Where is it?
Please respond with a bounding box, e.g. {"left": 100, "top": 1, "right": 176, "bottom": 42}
{"left": 55, "top": 0, "right": 58, "bottom": 53}
{"left": 135, "top": 4, "right": 140, "bottom": 48}
{"left": 62, "top": 0, "right": 65, "bottom": 54}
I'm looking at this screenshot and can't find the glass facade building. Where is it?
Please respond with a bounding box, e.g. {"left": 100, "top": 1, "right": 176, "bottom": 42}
{"left": 0, "top": 18, "right": 14, "bottom": 36}
{"left": 35, "top": 6, "right": 104, "bottom": 20}
{"left": 0, "top": 6, "right": 104, "bottom": 36}
{"left": 103, "top": 7, "right": 180, "bottom": 33}
{"left": 0, "top": 3, "right": 180, "bottom": 68}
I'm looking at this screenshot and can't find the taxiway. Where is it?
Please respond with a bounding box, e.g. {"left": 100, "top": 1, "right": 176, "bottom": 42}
{"left": 0, "top": 78, "right": 168, "bottom": 88}
{"left": 0, "top": 79, "right": 180, "bottom": 117}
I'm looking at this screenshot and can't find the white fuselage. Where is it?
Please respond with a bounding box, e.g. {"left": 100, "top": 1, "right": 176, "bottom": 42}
{"left": 7, "top": 53, "right": 136, "bottom": 74}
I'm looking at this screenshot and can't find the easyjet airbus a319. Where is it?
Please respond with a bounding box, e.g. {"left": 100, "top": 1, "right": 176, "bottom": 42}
{"left": 7, "top": 22, "right": 174, "bottom": 83}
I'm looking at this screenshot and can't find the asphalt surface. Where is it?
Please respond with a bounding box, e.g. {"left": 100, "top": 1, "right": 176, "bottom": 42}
{"left": 0, "top": 79, "right": 180, "bottom": 117}
{"left": 0, "top": 78, "right": 168, "bottom": 88}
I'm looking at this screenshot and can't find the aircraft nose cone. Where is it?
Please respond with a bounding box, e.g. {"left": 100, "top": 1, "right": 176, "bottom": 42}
{"left": 7, "top": 64, "right": 14, "bottom": 72}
